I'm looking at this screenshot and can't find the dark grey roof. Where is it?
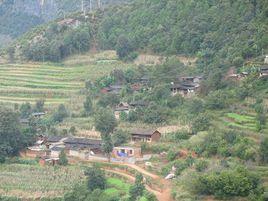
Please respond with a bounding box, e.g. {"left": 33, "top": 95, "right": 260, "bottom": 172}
{"left": 170, "top": 81, "right": 197, "bottom": 90}
{"left": 51, "top": 146, "right": 64, "bottom": 152}
{"left": 32, "top": 112, "right": 45, "bottom": 117}
{"left": 47, "top": 136, "right": 63, "bottom": 143}
{"left": 131, "top": 129, "right": 160, "bottom": 136}
{"left": 129, "top": 100, "right": 148, "bottom": 107}
{"left": 115, "top": 106, "right": 129, "bottom": 111}
{"left": 20, "top": 118, "right": 29, "bottom": 124}
{"left": 63, "top": 138, "right": 102, "bottom": 146}
{"left": 260, "top": 67, "right": 268, "bottom": 72}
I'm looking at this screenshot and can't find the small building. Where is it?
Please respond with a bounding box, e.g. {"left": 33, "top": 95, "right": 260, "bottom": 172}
{"left": 129, "top": 100, "right": 148, "bottom": 108}
{"left": 39, "top": 156, "right": 59, "bottom": 166}
{"left": 131, "top": 129, "right": 161, "bottom": 143}
{"left": 31, "top": 112, "right": 46, "bottom": 118}
{"left": 19, "top": 118, "right": 29, "bottom": 125}
{"left": 50, "top": 146, "right": 65, "bottom": 158}
{"left": 264, "top": 55, "right": 268, "bottom": 64}
{"left": 260, "top": 67, "right": 268, "bottom": 78}
{"left": 180, "top": 76, "right": 203, "bottom": 83}
{"left": 25, "top": 146, "right": 47, "bottom": 158}
{"left": 114, "top": 102, "right": 130, "bottom": 120}
{"left": 131, "top": 83, "right": 142, "bottom": 91}
{"left": 47, "top": 136, "right": 64, "bottom": 144}
{"left": 100, "top": 85, "right": 123, "bottom": 94}
{"left": 170, "top": 83, "right": 197, "bottom": 97}
{"left": 112, "top": 146, "right": 142, "bottom": 159}
{"left": 139, "top": 75, "right": 150, "bottom": 85}
{"left": 57, "top": 18, "right": 81, "bottom": 28}
{"left": 63, "top": 138, "right": 102, "bottom": 155}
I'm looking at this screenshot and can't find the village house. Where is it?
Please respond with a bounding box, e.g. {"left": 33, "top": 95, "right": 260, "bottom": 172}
{"left": 129, "top": 100, "right": 148, "bottom": 108}
{"left": 31, "top": 112, "right": 46, "bottom": 118}
{"left": 180, "top": 76, "right": 203, "bottom": 84}
{"left": 131, "top": 129, "right": 161, "bottom": 143}
{"left": 100, "top": 84, "right": 124, "bottom": 94}
{"left": 63, "top": 137, "right": 102, "bottom": 159}
{"left": 112, "top": 146, "right": 142, "bottom": 159}
{"left": 57, "top": 18, "right": 81, "bottom": 28}
{"left": 139, "top": 75, "right": 150, "bottom": 85}
{"left": 46, "top": 136, "right": 65, "bottom": 148}
{"left": 170, "top": 83, "right": 197, "bottom": 97}
{"left": 264, "top": 55, "right": 268, "bottom": 64}
{"left": 114, "top": 102, "right": 130, "bottom": 120}
{"left": 24, "top": 145, "right": 47, "bottom": 158}
{"left": 260, "top": 67, "right": 268, "bottom": 78}
{"left": 39, "top": 156, "right": 59, "bottom": 166}
{"left": 50, "top": 146, "right": 65, "bottom": 158}
{"left": 226, "top": 68, "right": 249, "bottom": 81}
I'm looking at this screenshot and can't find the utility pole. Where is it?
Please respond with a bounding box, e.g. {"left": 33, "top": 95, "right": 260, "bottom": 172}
{"left": 97, "top": 0, "right": 101, "bottom": 10}
{"left": 81, "top": 0, "right": 86, "bottom": 16}
{"left": 89, "top": 0, "right": 92, "bottom": 12}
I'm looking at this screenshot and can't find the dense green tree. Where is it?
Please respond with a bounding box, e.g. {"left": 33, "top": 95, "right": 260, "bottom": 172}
{"left": 85, "top": 166, "right": 106, "bottom": 191}
{"left": 112, "top": 129, "right": 129, "bottom": 146}
{"left": 0, "top": 107, "right": 24, "bottom": 157}
{"left": 129, "top": 173, "right": 145, "bottom": 201}
{"left": 194, "top": 167, "right": 262, "bottom": 199}
{"left": 83, "top": 96, "right": 93, "bottom": 116}
{"left": 33, "top": 99, "right": 45, "bottom": 113}
{"left": 98, "top": 94, "right": 120, "bottom": 108}
{"left": 58, "top": 150, "right": 68, "bottom": 166}
{"left": 191, "top": 114, "right": 211, "bottom": 134}
{"left": 19, "top": 102, "right": 32, "bottom": 118}
{"left": 53, "top": 104, "right": 68, "bottom": 122}
{"left": 259, "top": 137, "right": 268, "bottom": 164}
{"left": 94, "top": 108, "right": 117, "bottom": 135}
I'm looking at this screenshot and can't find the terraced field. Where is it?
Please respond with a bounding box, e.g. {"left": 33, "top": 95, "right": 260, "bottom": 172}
{"left": 0, "top": 51, "right": 135, "bottom": 106}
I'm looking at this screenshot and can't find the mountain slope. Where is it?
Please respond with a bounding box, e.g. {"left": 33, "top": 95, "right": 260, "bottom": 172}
{"left": 0, "top": 0, "right": 131, "bottom": 47}
{"left": 98, "top": 0, "right": 268, "bottom": 71}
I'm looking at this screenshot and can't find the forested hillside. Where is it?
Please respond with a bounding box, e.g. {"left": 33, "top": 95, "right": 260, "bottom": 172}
{"left": 10, "top": 0, "right": 268, "bottom": 72}
{"left": 0, "top": 0, "right": 131, "bottom": 47}
{"left": 98, "top": 0, "right": 268, "bottom": 71}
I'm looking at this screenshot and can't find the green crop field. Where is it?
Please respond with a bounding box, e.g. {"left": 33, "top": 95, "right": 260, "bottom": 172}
{"left": 0, "top": 163, "right": 84, "bottom": 198}
{"left": 0, "top": 51, "right": 135, "bottom": 106}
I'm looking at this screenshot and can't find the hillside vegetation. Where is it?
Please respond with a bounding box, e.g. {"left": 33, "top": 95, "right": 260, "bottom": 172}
{"left": 9, "top": 0, "right": 268, "bottom": 73}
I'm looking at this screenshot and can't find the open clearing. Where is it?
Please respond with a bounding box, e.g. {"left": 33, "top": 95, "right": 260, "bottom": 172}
{"left": 0, "top": 51, "right": 135, "bottom": 106}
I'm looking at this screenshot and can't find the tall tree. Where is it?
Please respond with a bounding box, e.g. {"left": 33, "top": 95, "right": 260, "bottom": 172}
{"left": 129, "top": 173, "right": 145, "bottom": 201}
{"left": 94, "top": 108, "right": 117, "bottom": 161}
{"left": 0, "top": 107, "right": 23, "bottom": 157}
{"left": 85, "top": 166, "right": 106, "bottom": 191}
{"left": 83, "top": 95, "right": 93, "bottom": 116}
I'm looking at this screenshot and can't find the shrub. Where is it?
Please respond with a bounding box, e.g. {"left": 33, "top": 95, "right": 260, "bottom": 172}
{"left": 195, "top": 160, "right": 209, "bottom": 172}
{"left": 194, "top": 167, "right": 261, "bottom": 199}
{"left": 167, "top": 149, "right": 177, "bottom": 162}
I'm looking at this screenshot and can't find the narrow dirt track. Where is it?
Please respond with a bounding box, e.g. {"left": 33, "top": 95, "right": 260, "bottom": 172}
{"left": 104, "top": 168, "right": 172, "bottom": 201}
{"left": 69, "top": 158, "right": 173, "bottom": 201}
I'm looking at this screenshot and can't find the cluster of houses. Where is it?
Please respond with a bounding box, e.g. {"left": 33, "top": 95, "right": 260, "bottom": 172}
{"left": 227, "top": 63, "right": 268, "bottom": 81}
{"left": 23, "top": 129, "right": 162, "bottom": 165}
{"left": 101, "top": 75, "right": 203, "bottom": 98}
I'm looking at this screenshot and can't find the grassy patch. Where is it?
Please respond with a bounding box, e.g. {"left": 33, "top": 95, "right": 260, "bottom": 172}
{"left": 107, "top": 178, "right": 130, "bottom": 192}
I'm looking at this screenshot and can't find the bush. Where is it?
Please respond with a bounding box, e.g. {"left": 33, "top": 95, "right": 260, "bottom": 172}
{"left": 0, "top": 155, "right": 5, "bottom": 164}
{"left": 191, "top": 114, "right": 211, "bottom": 134}
{"left": 195, "top": 160, "right": 209, "bottom": 172}
{"left": 167, "top": 149, "right": 177, "bottom": 162}
{"left": 53, "top": 104, "right": 68, "bottom": 123}
{"left": 58, "top": 150, "right": 68, "bottom": 166}
{"left": 194, "top": 167, "right": 262, "bottom": 199}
